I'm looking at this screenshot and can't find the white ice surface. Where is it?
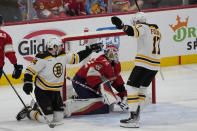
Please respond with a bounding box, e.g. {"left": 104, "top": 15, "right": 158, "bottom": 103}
{"left": 0, "top": 64, "right": 197, "bottom": 131}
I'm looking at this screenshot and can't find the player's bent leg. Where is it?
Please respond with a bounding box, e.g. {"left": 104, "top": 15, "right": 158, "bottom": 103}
{"left": 28, "top": 110, "right": 53, "bottom": 123}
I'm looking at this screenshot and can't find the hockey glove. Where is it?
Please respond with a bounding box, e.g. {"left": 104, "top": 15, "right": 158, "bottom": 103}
{"left": 23, "top": 83, "right": 33, "bottom": 95}
{"left": 116, "top": 96, "right": 129, "bottom": 111}
{"left": 111, "top": 16, "right": 124, "bottom": 29}
{"left": 12, "top": 64, "right": 23, "bottom": 79}
{"left": 90, "top": 43, "right": 102, "bottom": 53}
{"left": 0, "top": 67, "right": 2, "bottom": 79}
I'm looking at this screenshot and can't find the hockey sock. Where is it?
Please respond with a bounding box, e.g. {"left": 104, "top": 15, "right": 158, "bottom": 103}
{"left": 126, "top": 85, "right": 139, "bottom": 112}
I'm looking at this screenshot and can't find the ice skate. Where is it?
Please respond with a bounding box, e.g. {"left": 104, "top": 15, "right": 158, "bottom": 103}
{"left": 16, "top": 106, "right": 32, "bottom": 121}
{"left": 120, "top": 106, "right": 140, "bottom": 128}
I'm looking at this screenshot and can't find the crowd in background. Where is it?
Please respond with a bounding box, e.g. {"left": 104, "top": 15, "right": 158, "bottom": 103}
{"left": 0, "top": 0, "right": 196, "bottom": 23}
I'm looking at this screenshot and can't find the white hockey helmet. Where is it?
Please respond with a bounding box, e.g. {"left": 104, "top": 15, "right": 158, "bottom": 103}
{"left": 133, "top": 12, "right": 147, "bottom": 24}
{"left": 47, "top": 37, "right": 63, "bottom": 49}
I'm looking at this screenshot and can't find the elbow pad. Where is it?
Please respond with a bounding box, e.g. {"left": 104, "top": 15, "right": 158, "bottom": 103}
{"left": 123, "top": 25, "right": 135, "bottom": 36}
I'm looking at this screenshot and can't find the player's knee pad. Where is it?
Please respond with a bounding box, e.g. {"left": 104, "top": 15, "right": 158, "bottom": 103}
{"left": 63, "top": 97, "right": 105, "bottom": 117}
{"left": 126, "top": 85, "right": 139, "bottom": 112}
{"left": 53, "top": 111, "right": 64, "bottom": 122}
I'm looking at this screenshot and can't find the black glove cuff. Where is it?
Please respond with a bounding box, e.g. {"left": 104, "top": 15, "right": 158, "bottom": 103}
{"left": 24, "top": 73, "right": 33, "bottom": 82}
{"left": 116, "top": 84, "right": 126, "bottom": 93}
{"left": 14, "top": 63, "right": 18, "bottom": 68}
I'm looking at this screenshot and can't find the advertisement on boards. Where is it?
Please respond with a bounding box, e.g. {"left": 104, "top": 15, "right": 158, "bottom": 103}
{"left": 2, "top": 7, "right": 197, "bottom": 74}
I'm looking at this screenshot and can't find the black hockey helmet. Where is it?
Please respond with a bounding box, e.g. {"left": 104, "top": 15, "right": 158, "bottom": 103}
{"left": 0, "top": 15, "right": 3, "bottom": 25}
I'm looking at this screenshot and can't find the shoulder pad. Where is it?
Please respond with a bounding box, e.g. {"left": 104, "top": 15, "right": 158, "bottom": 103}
{"left": 35, "top": 51, "right": 51, "bottom": 59}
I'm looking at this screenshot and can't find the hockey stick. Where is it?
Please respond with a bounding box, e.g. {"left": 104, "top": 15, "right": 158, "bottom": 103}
{"left": 29, "top": 92, "right": 57, "bottom": 128}
{"left": 66, "top": 76, "right": 100, "bottom": 95}
{"left": 134, "top": 0, "right": 141, "bottom": 12}
{"left": 66, "top": 76, "right": 117, "bottom": 95}
{"left": 2, "top": 71, "right": 27, "bottom": 109}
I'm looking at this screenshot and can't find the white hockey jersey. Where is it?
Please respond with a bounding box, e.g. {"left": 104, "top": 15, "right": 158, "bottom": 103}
{"left": 133, "top": 24, "right": 162, "bottom": 71}
{"left": 25, "top": 51, "right": 79, "bottom": 91}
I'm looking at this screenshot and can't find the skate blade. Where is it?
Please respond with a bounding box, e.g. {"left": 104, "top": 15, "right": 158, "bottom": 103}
{"left": 120, "top": 122, "right": 139, "bottom": 128}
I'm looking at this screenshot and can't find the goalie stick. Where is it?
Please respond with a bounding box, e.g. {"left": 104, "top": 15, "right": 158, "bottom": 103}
{"left": 65, "top": 76, "right": 116, "bottom": 95}
{"left": 66, "top": 76, "right": 100, "bottom": 95}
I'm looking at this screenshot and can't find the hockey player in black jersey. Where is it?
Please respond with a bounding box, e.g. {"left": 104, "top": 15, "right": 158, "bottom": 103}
{"left": 16, "top": 37, "right": 102, "bottom": 124}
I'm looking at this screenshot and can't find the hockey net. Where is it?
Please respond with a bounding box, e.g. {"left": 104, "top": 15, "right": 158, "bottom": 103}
{"left": 61, "top": 30, "right": 156, "bottom": 104}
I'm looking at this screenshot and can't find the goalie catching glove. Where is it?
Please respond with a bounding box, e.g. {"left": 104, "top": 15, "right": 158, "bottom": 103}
{"left": 111, "top": 16, "right": 124, "bottom": 29}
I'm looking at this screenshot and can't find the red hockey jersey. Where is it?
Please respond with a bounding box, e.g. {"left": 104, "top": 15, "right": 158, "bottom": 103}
{"left": 0, "top": 30, "right": 17, "bottom": 67}
{"left": 36, "top": 0, "right": 64, "bottom": 10}
{"left": 63, "top": 0, "right": 86, "bottom": 16}
{"left": 76, "top": 55, "right": 124, "bottom": 90}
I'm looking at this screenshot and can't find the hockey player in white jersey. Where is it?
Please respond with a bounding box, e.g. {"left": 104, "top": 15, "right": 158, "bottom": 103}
{"left": 16, "top": 37, "right": 102, "bottom": 124}
{"left": 111, "top": 12, "right": 162, "bottom": 128}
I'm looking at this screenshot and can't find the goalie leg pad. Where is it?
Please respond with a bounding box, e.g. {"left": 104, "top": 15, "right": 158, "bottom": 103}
{"left": 100, "top": 83, "right": 117, "bottom": 105}
{"left": 64, "top": 97, "right": 109, "bottom": 117}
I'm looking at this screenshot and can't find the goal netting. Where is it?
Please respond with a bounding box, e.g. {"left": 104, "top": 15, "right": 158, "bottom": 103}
{"left": 61, "top": 29, "right": 156, "bottom": 104}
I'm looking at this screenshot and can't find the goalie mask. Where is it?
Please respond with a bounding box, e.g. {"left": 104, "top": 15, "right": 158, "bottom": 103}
{"left": 47, "top": 37, "right": 63, "bottom": 55}
{"left": 104, "top": 44, "right": 119, "bottom": 63}
{"left": 133, "top": 12, "right": 147, "bottom": 25}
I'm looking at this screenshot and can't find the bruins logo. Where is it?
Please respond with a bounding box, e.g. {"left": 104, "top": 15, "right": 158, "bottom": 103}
{"left": 53, "top": 63, "right": 63, "bottom": 78}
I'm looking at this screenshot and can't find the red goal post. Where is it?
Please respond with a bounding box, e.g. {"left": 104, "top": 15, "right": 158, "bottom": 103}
{"left": 61, "top": 30, "right": 156, "bottom": 104}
